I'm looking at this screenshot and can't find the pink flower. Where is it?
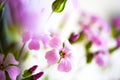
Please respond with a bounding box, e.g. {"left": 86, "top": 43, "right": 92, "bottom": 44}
{"left": 45, "top": 36, "right": 72, "bottom": 72}
{"left": 22, "top": 31, "right": 51, "bottom": 50}
{"left": 7, "top": 0, "right": 52, "bottom": 50}
{"left": 113, "top": 16, "right": 120, "bottom": 30}
{"left": 0, "top": 53, "right": 20, "bottom": 80}
{"left": 83, "top": 25, "right": 106, "bottom": 46}
{"left": 91, "top": 15, "right": 110, "bottom": 32}
{"left": 94, "top": 51, "right": 110, "bottom": 67}
{"left": 80, "top": 11, "right": 110, "bottom": 32}
{"left": 7, "top": 0, "right": 52, "bottom": 33}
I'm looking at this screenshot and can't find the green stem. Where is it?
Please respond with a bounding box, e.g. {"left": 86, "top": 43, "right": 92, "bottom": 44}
{"left": 0, "top": 42, "right": 3, "bottom": 53}
{"left": 57, "top": 57, "right": 62, "bottom": 63}
{"left": 109, "top": 46, "right": 118, "bottom": 54}
{"left": 18, "top": 43, "right": 26, "bottom": 60}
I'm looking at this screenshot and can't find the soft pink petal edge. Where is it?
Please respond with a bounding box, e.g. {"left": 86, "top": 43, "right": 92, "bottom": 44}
{"left": 6, "top": 66, "right": 20, "bottom": 80}
{"left": 45, "top": 50, "right": 59, "bottom": 65}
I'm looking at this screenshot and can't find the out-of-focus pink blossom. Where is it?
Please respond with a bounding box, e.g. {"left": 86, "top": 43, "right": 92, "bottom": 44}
{"left": 91, "top": 15, "right": 110, "bottom": 32}
{"left": 22, "top": 31, "right": 51, "bottom": 50}
{"left": 48, "top": 34, "right": 62, "bottom": 49}
{"left": 80, "top": 11, "right": 110, "bottom": 32}
{"left": 45, "top": 36, "right": 73, "bottom": 72}
{"left": 7, "top": 0, "right": 52, "bottom": 49}
{"left": 113, "top": 16, "right": 120, "bottom": 30}
{"left": 0, "top": 53, "right": 20, "bottom": 80}
{"left": 7, "top": 0, "right": 51, "bottom": 33}
{"left": 94, "top": 51, "right": 110, "bottom": 67}
{"left": 83, "top": 24, "right": 106, "bottom": 46}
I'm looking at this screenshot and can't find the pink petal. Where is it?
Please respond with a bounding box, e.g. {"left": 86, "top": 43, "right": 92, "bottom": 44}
{"left": 91, "top": 35, "right": 102, "bottom": 46}
{"left": 45, "top": 50, "right": 59, "bottom": 65}
{"left": 49, "top": 36, "right": 62, "bottom": 49}
{"left": 94, "top": 51, "right": 109, "bottom": 67}
{"left": 0, "top": 54, "right": 4, "bottom": 64}
{"left": 40, "top": 34, "right": 52, "bottom": 47}
{"left": 94, "top": 54, "right": 104, "bottom": 67}
{"left": 58, "top": 59, "right": 72, "bottom": 72}
{"left": 4, "top": 53, "right": 19, "bottom": 66}
{"left": 22, "top": 31, "right": 31, "bottom": 43}
{"left": 0, "top": 70, "right": 6, "bottom": 80}
{"left": 63, "top": 41, "right": 71, "bottom": 54}
{"left": 6, "top": 66, "right": 20, "bottom": 80}
{"left": 28, "top": 39, "right": 40, "bottom": 50}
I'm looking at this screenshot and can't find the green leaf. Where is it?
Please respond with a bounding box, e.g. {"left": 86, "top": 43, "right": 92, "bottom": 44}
{"left": 5, "top": 71, "right": 11, "bottom": 80}
{"left": 109, "top": 46, "right": 118, "bottom": 54}
{"left": 0, "top": 3, "right": 3, "bottom": 10}
{"left": 22, "top": 69, "right": 32, "bottom": 79}
{"left": 76, "top": 32, "right": 86, "bottom": 43}
{"left": 86, "top": 53, "right": 93, "bottom": 63}
{"left": 52, "top": 0, "right": 67, "bottom": 13}
{"left": 0, "top": 4, "right": 3, "bottom": 19}
{"left": 43, "top": 75, "right": 49, "bottom": 80}
{"left": 85, "top": 41, "right": 92, "bottom": 53}
{"left": 111, "top": 26, "right": 119, "bottom": 37}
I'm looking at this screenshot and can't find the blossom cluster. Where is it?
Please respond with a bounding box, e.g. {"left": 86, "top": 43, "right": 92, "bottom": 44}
{"left": 0, "top": 0, "right": 120, "bottom": 80}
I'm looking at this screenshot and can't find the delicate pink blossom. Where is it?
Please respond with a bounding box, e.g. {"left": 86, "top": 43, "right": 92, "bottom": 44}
{"left": 7, "top": 0, "right": 52, "bottom": 50}
{"left": 80, "top": 11, "right": 110, "bottom": 32}
{"left": 83, "top": 24, "right": 106, "bottom": 46}
{"left": 0, "top": 53, "right": 20, "bottom": 80}
{"left": 113, "top": 16, "right": 120, "bottom": 30}
{"left": 7, "top": 0, "right": 51, "bottom": 33}
{"left": 22, "top": 31, "right": 51, "bottom": 50}
{"left": 45, "top": 36, "right": 72, "bottom": 72}
{"left": 94, "top": 51, "right": 110, "bottom": 67}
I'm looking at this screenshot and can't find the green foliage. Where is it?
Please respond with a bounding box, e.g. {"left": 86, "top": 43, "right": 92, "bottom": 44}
{"left": 0, "top": 3, "right": 3, "bottom": 10}
{"left": 43, "top": 75, "right": 49, "bottom": 80}
{"left": 52, "top": 0, "right": 67, "bottom": 13}
{"left": 109, "top": 46, "right": 118, "bottom": 54}
{"left": 111, "top": 26, "right": 120, "bottom": 37}
{"left": 85, "top": 42, "right": 93, "bottom": 63}
{"left": 86, "top": 53, "right": 93, "bottom": 63}
{"left": 77, "top": 32, "right": 86, "bottom": 42}
{"left": 85, "top": 41, "right": 92, "bottom": 53}
{"left": 22, "top": 69, "right": 33, "bottom": 80}
{"left": 5, "top": 71, "right": 11, "bottom": 80}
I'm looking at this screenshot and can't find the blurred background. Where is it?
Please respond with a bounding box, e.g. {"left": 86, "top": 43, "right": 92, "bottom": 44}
{"left": 1, "top": 0, "right": 120, "bottom": 80}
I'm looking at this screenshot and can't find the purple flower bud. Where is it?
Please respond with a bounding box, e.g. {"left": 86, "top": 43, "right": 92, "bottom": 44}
{"left": 32, "top": 72, "right": 44, "bottom": 80}
{"left": 69, "top": 33, "right": 80, "bottom": 43}
{"left": 29, "top": 65, "right": 38, "bottom": 73}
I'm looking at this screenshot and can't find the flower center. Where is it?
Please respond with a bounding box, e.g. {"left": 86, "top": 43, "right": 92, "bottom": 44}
{"left": 57, "top": 50, "right": 66, "bottom": 63}
{"left": 0, "top": 63, "right": 5, "bottom": 70}
{"left": 59, "top": 50, "right": 66, "bottom": 58}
